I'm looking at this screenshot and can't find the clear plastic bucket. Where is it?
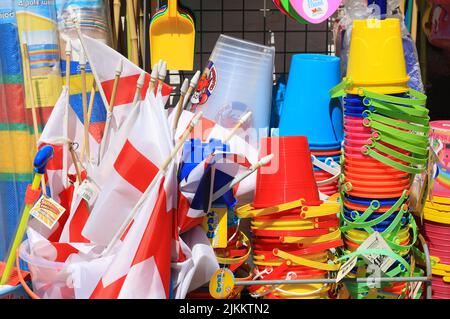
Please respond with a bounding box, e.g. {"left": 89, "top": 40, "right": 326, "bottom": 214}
{"left": 19, "top": 240, "right": 75, "bottom": 299}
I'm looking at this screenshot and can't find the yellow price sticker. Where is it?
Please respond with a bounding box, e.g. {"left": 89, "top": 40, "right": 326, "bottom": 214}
{"left": 209, "top": 268, "right": 235, "bottom": 299}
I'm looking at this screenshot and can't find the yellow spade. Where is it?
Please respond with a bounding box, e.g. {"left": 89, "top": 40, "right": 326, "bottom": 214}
{"left": 150, "top": 0, "right": 195, "bottom": 71}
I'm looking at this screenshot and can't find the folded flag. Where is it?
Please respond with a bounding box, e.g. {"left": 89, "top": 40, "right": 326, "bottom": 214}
{"left": 82, "top": 92, "right": 173, "bottom": 246}
{"left": 177, "top": 150, "right": 251, "bottom": 234}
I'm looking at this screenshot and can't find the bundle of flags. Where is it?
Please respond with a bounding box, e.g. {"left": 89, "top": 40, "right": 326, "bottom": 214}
{"left": 22, "top": 34, "right": 258, "bottom": 299}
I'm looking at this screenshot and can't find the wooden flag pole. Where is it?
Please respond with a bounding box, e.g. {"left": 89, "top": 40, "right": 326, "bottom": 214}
{"left": 182, "top": 70, "right": 200, "bottom": 109}
{"left": 223, "top": 111, "right": 252, "bottom": 143}
{"left": 157, "top": 60, "right": 167, "bottom": 93}
{"left": 148, "top": 63, "right": 158, "bottom": 93}
{"left": 79, "top": 51, "right": 90, "bottom": 163}
{"left": 85, "top": 82, "right": 97, "bottom": 130}
{"left": 102, "top": 111, "right": 204, "bottom": 257}
{"left": 172, "top": 78, "right": 189, "bottom": 131}
{"left": 97, "top": 59, "right": 123, "bottom": 162}
{"left": 211, "top": 154, "right": 274, "bottom": 202}
{"left": 132, "top": 72, "right": 146, "bottom": 105}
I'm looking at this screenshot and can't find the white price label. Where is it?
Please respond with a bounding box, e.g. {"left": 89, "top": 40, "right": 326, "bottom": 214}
{"left": 358, "top": 232, "right": 396, "bottom": 273}
{"left": 78, "top": 179, "right": 100, "bottom": 206}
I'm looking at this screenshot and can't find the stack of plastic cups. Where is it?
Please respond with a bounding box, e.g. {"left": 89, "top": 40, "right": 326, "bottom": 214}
{"left": 279, "top": 54, "right": 343, "bottom": 197}
{"left": 334, "top": 18, "right": 430, "bottom": 299}
{"left": 422, "top": 121, "right": 450, "bottom": 299}
{"left": 193, "top": 35, "right": 275, "bottom": 140}
{"left": 236, "top": 136, "right": 343, "bottom": 299}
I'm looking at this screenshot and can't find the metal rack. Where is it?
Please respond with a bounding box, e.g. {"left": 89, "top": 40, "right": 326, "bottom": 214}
{"left": 153, "top": 0, "right": 333, "bottom": 105}
{"left": 234, "top": 234, "right": 433, "bottom": 299}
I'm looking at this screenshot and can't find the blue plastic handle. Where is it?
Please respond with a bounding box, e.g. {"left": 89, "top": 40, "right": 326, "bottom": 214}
{"left": 33, "top": 145, "right": 54, "bottom": 174}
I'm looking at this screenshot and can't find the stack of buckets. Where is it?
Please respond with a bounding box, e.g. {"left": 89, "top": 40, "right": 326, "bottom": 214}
{"left": 279, "top": 54, "right": 344, "bottom": 196}
{"left": 236, "top": 136, "right": 342, "bottom": 299}
{"left": 422, "top": 121, "right": 450, "bottom": 299}
{"left": 335, "top": 18, "right": 430, "bottom": 299}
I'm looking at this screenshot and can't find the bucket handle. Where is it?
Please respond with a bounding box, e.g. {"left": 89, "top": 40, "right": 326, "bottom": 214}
{"left": 15, "top": 248, "right": 40, "bottom": 299}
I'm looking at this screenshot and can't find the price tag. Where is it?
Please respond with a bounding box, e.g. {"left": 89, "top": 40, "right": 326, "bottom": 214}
{"left": 30, "top": 195, "right": 66, "bottom": 229}
{"left": 209, "top": 268, "right": 235, "bottom": 299}
{"left": 336, "top": 255, "right": 358, "bottom": 283}
{"left": 78, "top": 178, "right": 100, "bottom": 206}
{"left": 358, "top": 232, "right": 396, "bottom": 273}
{"left": 202, "top": 206, "right": 228, "bottom": 248}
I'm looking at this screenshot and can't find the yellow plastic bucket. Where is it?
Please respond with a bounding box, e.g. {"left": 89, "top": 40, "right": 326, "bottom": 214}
{"left": 346, "top": 18, "right": 409, "bottom": 94}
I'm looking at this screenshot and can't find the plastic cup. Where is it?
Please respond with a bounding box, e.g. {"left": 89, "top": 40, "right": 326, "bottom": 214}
{"left": 279, "top": 54, "right": 343, "bottom": 146}
{"left": 253, "top": 136, "right": 322, "bottom": 208}
{"left": 199, "top": 35, "right": 275, "bottom": 134}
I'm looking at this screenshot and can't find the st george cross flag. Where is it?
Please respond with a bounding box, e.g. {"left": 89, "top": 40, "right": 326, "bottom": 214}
{"left": 78, "top": 35, "right": 173, "bottom": 161}
{"left": 177, "top": 151, "right": 251, "bottom": 234}
{"left": 89, "top": 164, "right": 176, "bottom": 299}
{"left": 82, "top": 92, "right": 173, "bottom": 246}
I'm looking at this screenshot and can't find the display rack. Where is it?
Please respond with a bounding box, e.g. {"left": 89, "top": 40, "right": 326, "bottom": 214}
{"left": 233, "top": 235, "right": 433, "bottom": 299}
{"left": 152, "top": 0, "right": 333, "bottom": 105}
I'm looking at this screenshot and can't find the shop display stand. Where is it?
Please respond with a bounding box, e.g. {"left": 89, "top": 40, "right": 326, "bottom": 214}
{"left": 234, "top": 235, "right": 433, "bottom": 299}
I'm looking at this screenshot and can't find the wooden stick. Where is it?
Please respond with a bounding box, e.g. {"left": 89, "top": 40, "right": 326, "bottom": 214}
{"left": 64, "top": 41, "right": 72, "bottom": 188}
{"left": 65, "top": 41, "right": 71, "bottom": 87}
{"left": 223, "top": 111, "right": 252, "bottom": 143}
{"left": 69, "top": 143, "right": 83, "bottom": 183}
{"left": 22, "top": 43, "right": 47, "bottom": 195}
{"left": 102, "top": 111, "right": 204, "bottom": 256}
{"left": 148, "top": 63, "right": 159, "bottom": 93}
{"left": 182, "top": 70, "right": 200, "bottom": 109}
{"left": 79, "top": 51, "right": 90, "bottom": 163}
{"left": 186, "top": 67, "right": 210, "bottom": 111}
{"left": 172, "top": 78, "right": 189, "bottom": 131}
{"left": 98, "top": 59, "right": 123, "bottom": 162}
{"left": 133, "top": 72, "right": 146, "bottom": 105}
{"left": 411, "top": 0, "right": 418, "bottom": 43}
{"left": 113, "top": 0, "right": 121, "bottom": 49}
{"left": 108, "top": 60, "right": 123, "bottom": 113}
{"left": 85, "top": 82, "right": 97, "bottom": 130}
{"left": 211, "top": 154, "right": 274, "bottom": 202}
{"left": 157, "top": 60, "right": 167, "bottom": 93}
{"left": 126, "top": 0, "right": 139, "bottom": 65}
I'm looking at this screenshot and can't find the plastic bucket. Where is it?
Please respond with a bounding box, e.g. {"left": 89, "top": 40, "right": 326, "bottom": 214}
{"left": 346, "top": 19, "right": 409, "bottom": 94}
{"left": 279, "top": 54, "right": 343, "bottom": 146}
{"left": 253, "top": 136, "right": 322, "bottom": 208}
{"left": 18, "top": 240, "right": 75, "bottom": 299}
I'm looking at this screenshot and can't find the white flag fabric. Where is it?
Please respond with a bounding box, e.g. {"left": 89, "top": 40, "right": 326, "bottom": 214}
{"left": 173, "top": 111, "right": 259, "bottom": 203}
{"left": 171, "top": 226, "right": 219, "bottom": 299}
{"left": 82, "top": 92, "right": 172, "bottom": 246}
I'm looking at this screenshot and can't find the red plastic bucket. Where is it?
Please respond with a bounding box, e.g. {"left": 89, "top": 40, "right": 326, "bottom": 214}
{"left": 253, "top": 136, "right": 322, "bottom": 208}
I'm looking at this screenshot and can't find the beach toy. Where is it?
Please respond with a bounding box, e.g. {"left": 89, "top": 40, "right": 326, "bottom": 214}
{"left": 279, "top": 54, "right": 343, "bottom": 147}
{"left": 289, "top": 0, "right": 343, "bottom": 24}
{"left": 279, "top": 0, "right": 308, "bottom": 24}
{"left": 0, "top": 146, "right": 54, "bottom": 285}
{"left": 430, "top": 121, "right": 450, "bottom": 198}
{"left": 253, "top": 136, "right": 322, "bottom": 208}
{"left": 150, "top": 0, "right": 195, "bottom": 70}
{"left": 345, "top": 19, "right": 409, "bottom": 94}
{"left": 193, "top": 35, "right": 274, "bottom": 136}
